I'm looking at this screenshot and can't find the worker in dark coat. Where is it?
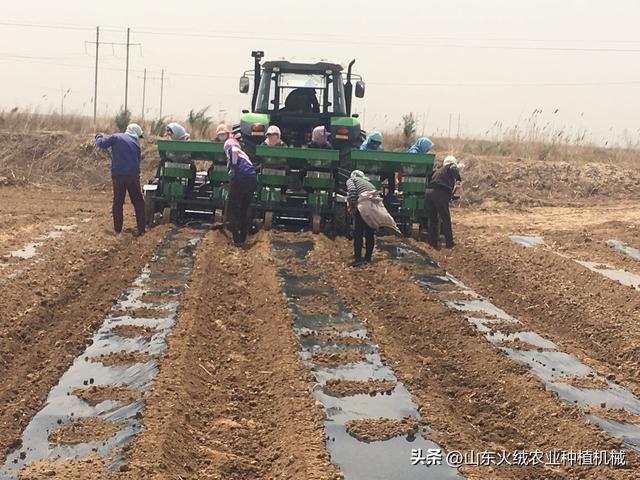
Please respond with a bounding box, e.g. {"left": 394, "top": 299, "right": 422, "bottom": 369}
{"left": 224, "top": 138, "right": 257, "bottom": 245}
{"left": 425, "top": 156, "right": 462, "bottom": 249}
{"left": 95, "top": 123, "right": 145, "bottom": 237}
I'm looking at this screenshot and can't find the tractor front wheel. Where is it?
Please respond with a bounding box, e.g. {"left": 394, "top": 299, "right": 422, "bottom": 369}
{"left": 161, "top": 207, "right": 172, "bottom": 225}
{"left": 411, "top": 223, "right": 421, "bottom": 240}
{"left": 312, "top": 214, "right": 321, "bottom": 234}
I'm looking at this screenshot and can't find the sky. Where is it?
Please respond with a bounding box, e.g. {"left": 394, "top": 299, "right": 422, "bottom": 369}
{"left": 1, "top": 0, "right": 640, "bottom": 145}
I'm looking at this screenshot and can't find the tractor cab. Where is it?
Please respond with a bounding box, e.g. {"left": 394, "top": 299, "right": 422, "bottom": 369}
{"left": 238, "top": 52, "right": 365, "bottom": 149}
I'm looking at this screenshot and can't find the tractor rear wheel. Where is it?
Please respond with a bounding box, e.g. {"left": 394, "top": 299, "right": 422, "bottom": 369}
{"left": 264, "top": 211, "right": 273, "bottom": 230}
{"left": 144, "top": 195, "right": 155, "bottom": 226}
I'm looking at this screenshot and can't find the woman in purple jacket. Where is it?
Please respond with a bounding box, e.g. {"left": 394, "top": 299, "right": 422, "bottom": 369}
{"left": 95, "top": 123, "right": 145, "bottom": 237}
{"left": 224, "top": 138, "right": 257, "bottom": 245}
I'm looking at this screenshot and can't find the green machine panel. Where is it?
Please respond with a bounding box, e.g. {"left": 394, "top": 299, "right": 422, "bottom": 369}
{"left": 157, "top": 140, "right": 226, "bottom": 163}
{"left": 351, "top": 149, "right": 435, "bottom": 176}
{"left": 256, "top": 145, "right": 338, "bottom": 170}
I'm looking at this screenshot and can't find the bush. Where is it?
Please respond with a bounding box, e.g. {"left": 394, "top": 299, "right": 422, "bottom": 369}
{"left": 114, "top": 108, "right": 131, "bottom": 132}
{"left": 402, "top": 112, "right": 417, "bottom": 141}
{"left": 187, "top": 107, "right": 213, "bottom": 139}
{"left": 149, "top": 117, "right": 167, "bottom": 137}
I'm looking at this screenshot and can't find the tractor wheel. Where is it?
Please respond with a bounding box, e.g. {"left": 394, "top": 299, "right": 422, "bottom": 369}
{"left": 161, "top": 207, "right": 172, "bottom": 225}
{"left": 411, "top": 223, "right": 421, "bottom": 240}
{"left": 264, "top": 211, "right": 273, "bottom": 230}
{"left": 144, "top": 195, "right": 155, "bottom": 226}
{"left": 312, "top": 214, "right": 321, "bottom": 234}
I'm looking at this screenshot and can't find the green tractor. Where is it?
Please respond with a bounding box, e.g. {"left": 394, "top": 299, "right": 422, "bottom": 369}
{"left": 233, "top": 51, "right": 367, "bottom": 233}
{"left": 237, "top": 51, "right": 365, "bottom": 153}
{"left": 145, "top": 51, "right": 435, "bottom": 236}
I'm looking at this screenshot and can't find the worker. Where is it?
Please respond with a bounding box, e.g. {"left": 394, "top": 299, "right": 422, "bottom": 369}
{"left": 263, "top": 125, "right": 287, "bottom": 146}
{"left": 165, "top": 122, "right": 196, "bottom": 192}
{"left": 408, "top": 137, "right": 434, "bottom": 154}
{"left": 308, "top": 126, "right": 332, "bottom": 149}
{"left": 283, "top": 88, "right": 320, "bottom": 113}
{"left": 214, "top": 123, "right": 232, "bottom": 142}
{"left": 224, "top": 138, "right": 257, "bottom": 246}
{"left": 425, "top": 155, "right": 462, "bottom": 249}
{"left": 347, "top": 170, "right": 376, "bottom": 265}
{"left": 95, "top": 123, "right": 146, "bottom": 237}
{"left": 165, "top": 122, "right": 191, "bottom": 141}
{"left": 359, "top": 131, "right": 384, "bottom": 151}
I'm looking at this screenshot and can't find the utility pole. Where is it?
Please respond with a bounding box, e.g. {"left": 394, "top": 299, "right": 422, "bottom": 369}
{"left": 141, "top": 68, "right": 146, "bottom": 120}
{"left": 85, "top": 29, "right": 140, "bottom": 122}
{"left": 457, "top": 114, "right": 461, "bottom": 138}
{"left": 448, "top": 113, "right": 452, "bottom": 138}
{"left": 93, "top": 26, "right": 99, "bottom": 124}
{"left": 159, "top": 69, "right": 164, "bottom": 117}
{"left": 124, "top": 27, "right": 130, "bottom": 113}
{"left": 61, "top": 88, "right": 70, "bottom": 120}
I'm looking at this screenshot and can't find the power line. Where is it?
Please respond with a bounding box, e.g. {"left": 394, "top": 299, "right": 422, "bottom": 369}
{"left": 4, "top": 20, "right": 640, "bottom": 46}
{"left": 132, "top": 28, "right": 640, "bottom": 53}
{"left": 3, "top": 54, "right": 640, "bottom": 88}
{"left": 3, "top": 20, "right": 640, "bottom": 53}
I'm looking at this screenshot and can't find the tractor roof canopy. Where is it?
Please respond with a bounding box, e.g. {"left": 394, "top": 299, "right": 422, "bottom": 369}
{"left": 261, "top": 60, "right": 343, "bottom": 74}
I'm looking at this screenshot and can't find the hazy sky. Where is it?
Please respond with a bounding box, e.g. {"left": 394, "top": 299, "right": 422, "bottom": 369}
{"left": 2, "top": 0, "right": 639, "bottom": 145}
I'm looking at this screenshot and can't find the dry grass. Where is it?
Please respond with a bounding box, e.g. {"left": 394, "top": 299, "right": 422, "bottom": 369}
{"left": 0, "top": 109, "right": 221, "bottom": 140}
{"left": 382, "top": 131, "right": 640, "bottom": 169}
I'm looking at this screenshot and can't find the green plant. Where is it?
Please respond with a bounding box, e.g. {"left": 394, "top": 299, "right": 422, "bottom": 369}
{"left": 402, "top": 112, "right": 417, "bottom": 141}
{"left": 114, "top": 108, "right": 131, "bottom": 132}
{"left": 187, "top": 107, "right": 213, "bottom": 139}
{"left": 149, "top": 117, "right": 167, "bottom": 137}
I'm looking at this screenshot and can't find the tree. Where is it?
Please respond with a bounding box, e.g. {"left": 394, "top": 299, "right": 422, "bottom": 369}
{"left": 402, "top": 112, "right": 417, "bottom": 140}
{"left": 114, "top": 108, "right": 131, "bottom": 132}
{"left": 187, "top": 106, "right": 213, "bottom": 139}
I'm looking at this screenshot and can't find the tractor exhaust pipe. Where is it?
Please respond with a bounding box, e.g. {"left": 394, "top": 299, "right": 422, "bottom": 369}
{"left": 345, "top": 59, "right": 356, "bottom": 116}
{"left": 251, "top": 50, "right": 264, "bottom": 112}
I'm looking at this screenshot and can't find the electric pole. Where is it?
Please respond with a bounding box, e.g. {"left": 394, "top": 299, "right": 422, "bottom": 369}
{"left": 141, "top": 68, "right": 146, "bottom": 120}
{"left": 124, "top": 27, "right": 130, "bottom": 113}
{"left": 85, "top": 28, "right": 140, "bottom": 122}
{"left": 93, "top": 26, "right": 99, "bottom": 123}
{"left": 61, "top": 88, "right": 70, "bottom": 120}
{"left": 159, "top": 69, "right": 164, "bottom": 117}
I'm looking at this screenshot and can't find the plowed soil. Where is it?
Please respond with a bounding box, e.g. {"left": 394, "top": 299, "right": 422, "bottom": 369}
{"left": 2, "top": 172, "right": 640, "bottom": 479}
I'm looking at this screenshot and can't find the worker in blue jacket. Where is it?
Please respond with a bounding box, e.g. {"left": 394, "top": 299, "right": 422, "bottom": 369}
{"left": 359, "top": 131, "right": 384, "bottom": 151}
{"left": 408, "top": 137, "right": 434, "bottom": 154}
{"left": 95, "top": 123, "right": 145, "bottom": 237}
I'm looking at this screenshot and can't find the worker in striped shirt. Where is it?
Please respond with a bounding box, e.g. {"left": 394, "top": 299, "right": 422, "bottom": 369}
{"left": 346, "top": 170, "right": 377, "bottom": 266}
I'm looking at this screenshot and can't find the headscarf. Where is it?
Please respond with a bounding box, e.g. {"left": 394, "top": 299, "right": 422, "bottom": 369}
{"left": 360, "top": 131, "right": 383, "bottom": 151}
{"left": 443, "top": 155, "right": 464, "bottom": 170}
{"left": 311, "top": 125, "right": 331, "bottom": 146}
{"left": 410, "top": 137, "right": 434, "bottom": 153}
{"left": 215, "top": 123, "right": 231, "bottom": 142}
{"left": 264, "top": 125, "right": 282, "bottom": 146}
{"left": 125, "top": 123, "right": 143, "bottom": 139}
{"left": 350, "top": 169, "right": 369, "bottom": 181}
{"left": 166, "top": 122, "right": 189, "bottom": 141}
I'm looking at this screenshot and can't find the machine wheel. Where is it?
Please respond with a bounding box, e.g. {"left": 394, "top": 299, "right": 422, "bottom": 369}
{"left": 264, "top": 211, "right": 273, "bottom": 230}
{"left": 161, "top": 207, "right": 171, "bottom": 225}
{"left": 312, "top": 214, "right": 321, "bottom": 234}
{"left": 411, "top": 222, "right": 421, "bottom": 240}
{"left": 144, "top": 195, "right": 155, "bottom": 226}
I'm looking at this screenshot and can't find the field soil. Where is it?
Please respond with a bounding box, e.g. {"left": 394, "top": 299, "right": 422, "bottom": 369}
{"left": 1, "top": 132, "right": 640, "bottom": 479}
